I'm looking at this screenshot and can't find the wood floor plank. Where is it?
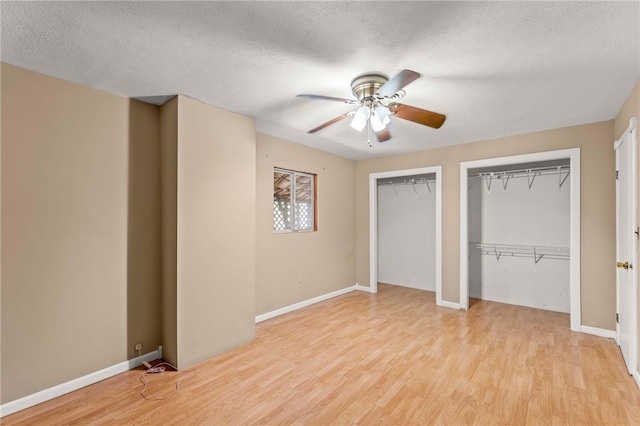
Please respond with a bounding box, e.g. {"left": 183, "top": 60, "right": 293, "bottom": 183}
{"left": 3, "top": 284, "right": 640, "bottom": 425}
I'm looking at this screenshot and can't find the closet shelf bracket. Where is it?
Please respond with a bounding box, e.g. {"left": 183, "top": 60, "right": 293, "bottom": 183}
{"left": 527, "top": 169, "right": 540, "bottom": 189}
{"left": 485, "top": 174, "right": 493, "bottom": 193}
{"left": 390, "top": 181, "right": 398, "bottom": 195}
{"left": 502, "top": 173, "right": 511, "bottom": 190}
{"left": 533, "top": 247, "right": 544, "bottom": 264}
{"left": 558, "top": 167, "right": 570, "bottom": 189}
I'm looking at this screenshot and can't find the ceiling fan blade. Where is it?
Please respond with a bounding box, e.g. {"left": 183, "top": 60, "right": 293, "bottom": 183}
{"left": 389, "top": 103, "right": 446, "bottom": 129}
{"left": 376, "top": 69, "right": 420, "bottom": 97}
{"left": 307, "top": 112, "right": 353, "bottom": 134}
{"left": 297, "top": 94, "right": 359, "bottom": 105}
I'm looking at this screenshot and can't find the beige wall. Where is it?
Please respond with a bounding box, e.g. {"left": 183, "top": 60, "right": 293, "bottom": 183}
{"left": 614, "top": 79, "right": 640, "bottom": 373}
{"left": 0, "top": 65, "right": 258, "bottom": 401}
{"left": 0, "top": 63, "right": 161, "bottom": 403}
{"left": 160, "top": 97, "right": 179, "bottom": 366}
{"left": 127, "top": 99, "right": 162, "bottom": 359}
{"left": 0, "top": 63, "right": 3, "bottom": 391}
{"left": 614, "top": 80, "right": 639, "bottom": 140}
{"left": 256, "top": 134, "right": 356, "bottom": 315}
{"left": 356, "top": 121, "right": 616, "bottom": 330}
{"left": 175, "top": 96, "right": 256, "bottom": 368}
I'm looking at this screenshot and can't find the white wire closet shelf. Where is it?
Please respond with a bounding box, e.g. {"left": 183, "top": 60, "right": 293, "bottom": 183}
{"left": 472, "top": 242, "right": 570, "bottom": 264}
{"left": 470, "top": 164, "right": 570, "bottom": 191}
{"left": 378, "top": 176, "right": 436, "bottom": 194}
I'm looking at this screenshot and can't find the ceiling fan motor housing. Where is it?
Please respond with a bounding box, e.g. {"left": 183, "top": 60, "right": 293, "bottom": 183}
{"left": 351, "top": 73, "right": 388, "bottom": 103}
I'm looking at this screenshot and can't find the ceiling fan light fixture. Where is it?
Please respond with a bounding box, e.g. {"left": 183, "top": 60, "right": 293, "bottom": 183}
{"left": 374, "top": 105, "right": 391, "bottom": 125}
{"left": 370, "top": 112, "right": 386, "bottom": 132}
{"left": 350, "top": 106, "right": 370, "bottom": 132}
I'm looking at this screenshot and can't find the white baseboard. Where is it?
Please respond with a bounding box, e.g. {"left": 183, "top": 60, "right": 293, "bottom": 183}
{"left": 634, "top": 371, "right": 640, "bottom": 389}
{"left": 0, "top": 349, "right": 160, "bottom": 418}
{"left": 437, "top": 299, "right": 461, "bottom": 310}
{"left": 255, "top": 285, "right": 358, "bottom": 323}
{"left": 355, "top": 284, "right": 375, "bottom": 293}
{"left": 579, "top": 325, "right": 616, "bottom": 339}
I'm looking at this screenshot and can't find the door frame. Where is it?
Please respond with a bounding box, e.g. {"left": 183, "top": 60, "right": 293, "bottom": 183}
{"left": 459, "top": 148, "right": 581, "bottom": 331}
{"left": 615, "top": 117, "right": 638, "bottom": 377}
{"left": 369, "top": 166, "right": 443, "bottom": 304}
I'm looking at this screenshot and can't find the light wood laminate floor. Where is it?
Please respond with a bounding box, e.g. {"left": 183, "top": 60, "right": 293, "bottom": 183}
{"left": 4, "top": 284, "right": 640, "bottom": 425}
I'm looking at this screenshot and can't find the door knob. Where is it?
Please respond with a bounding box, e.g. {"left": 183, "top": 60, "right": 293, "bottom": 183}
{"left": 617, "top": 261, "right": 632, "bottom": 270}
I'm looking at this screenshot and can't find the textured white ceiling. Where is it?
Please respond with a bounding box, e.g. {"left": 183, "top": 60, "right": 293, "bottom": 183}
{"left": 2, "top": 1, "right": 639, "bottom": 160}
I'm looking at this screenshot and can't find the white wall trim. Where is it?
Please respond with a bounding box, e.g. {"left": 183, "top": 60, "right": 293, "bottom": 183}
{"left": 438, "top": 300, "right": 461, "bottom": 310}
{"left": 355, "top": 283, "right": 375, "bottom": 293}
{"left": 460, "top": 148, "right": 581, "bottom": 331}
{"left": 0, "top": 349, "right": 161, "bottom": 418}
{"left": 579, "top": 325, "right": 617, "bottom": 339}
{"left": 633, "top": 371, "right": 640, "bottom": 389}
{"left": 255, "top": 285, "right": 358, "bottom": 323}
{"left": 369, "top": 166, "right": 443, "bottom": 301}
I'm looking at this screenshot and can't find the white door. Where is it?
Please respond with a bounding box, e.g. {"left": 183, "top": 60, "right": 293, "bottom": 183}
{"left": 615, "top": 119, "right": 638, "bottom": 375}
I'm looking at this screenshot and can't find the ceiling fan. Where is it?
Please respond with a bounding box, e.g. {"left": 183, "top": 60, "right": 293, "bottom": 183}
{"left": 297, "top": 69, "right": 446, "bottom": 146}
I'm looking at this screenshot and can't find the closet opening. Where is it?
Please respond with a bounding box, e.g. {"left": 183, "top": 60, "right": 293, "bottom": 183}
{"left": 369, "top": 166, "right": 443, "bottom": 304}
{"left": 460, "top": 149, "right": 581, "bottom": 331}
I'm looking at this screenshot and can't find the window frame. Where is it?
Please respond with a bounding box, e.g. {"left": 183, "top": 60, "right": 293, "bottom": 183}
{"left": 273, "top": 167, "right": 317, "bottom": 233}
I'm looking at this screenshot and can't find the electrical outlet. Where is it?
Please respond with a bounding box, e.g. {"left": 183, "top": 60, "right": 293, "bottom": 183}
{"left": 134, "top": 343, "right": 142, "bottom": 351}
{"left": 298, "top": 274, "right": 303, "bottom": 283}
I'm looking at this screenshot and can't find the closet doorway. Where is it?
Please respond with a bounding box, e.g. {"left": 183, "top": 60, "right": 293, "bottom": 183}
{"left": 369, "top": 166, "right": 443, "bottom": 304}
{"left": 460, "top": 149, "right": 581, "bottom": 331}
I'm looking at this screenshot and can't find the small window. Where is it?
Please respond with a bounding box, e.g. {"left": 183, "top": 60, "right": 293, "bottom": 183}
{"left": 273, "top": 168, "right": 316, "bottom": 232}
